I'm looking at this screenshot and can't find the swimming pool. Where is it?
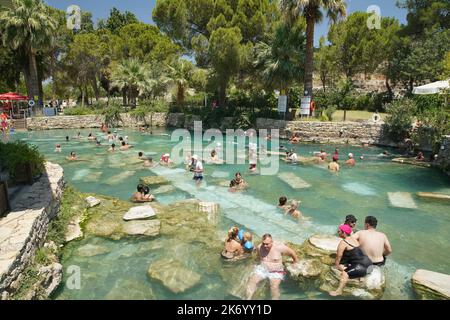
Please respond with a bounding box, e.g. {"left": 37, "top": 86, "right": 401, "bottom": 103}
{"left": 7, "top": 128, "right": 450, "bottom": 299}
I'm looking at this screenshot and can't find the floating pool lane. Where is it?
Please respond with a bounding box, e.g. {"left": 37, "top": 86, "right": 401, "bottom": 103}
{"left": 388, "top": 192, "right": 418, "bottom": 209}
{"left": 278, "top": 172, "right": 311, "bottom": 189}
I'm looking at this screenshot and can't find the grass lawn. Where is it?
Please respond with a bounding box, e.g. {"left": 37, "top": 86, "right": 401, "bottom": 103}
{"left": 331, "top": 110, "right": 387, "bottom": 122}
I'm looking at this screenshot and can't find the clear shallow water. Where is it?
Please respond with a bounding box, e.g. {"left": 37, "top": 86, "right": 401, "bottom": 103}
{"left": 5, "top": 128, "right": 450, "bottom": 300}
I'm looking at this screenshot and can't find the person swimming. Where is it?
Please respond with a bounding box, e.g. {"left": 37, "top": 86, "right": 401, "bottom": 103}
{"left": 119, "top": 141, "right": 133, "bottom": 151}
{"left": 229, "top": 172, "right": 247, "bottom": 191}
{"left": 278, "top": 196, "right": 288, "bottom": 209}
{"left": 284, "top": 200, "right": 303, "bottom": 219}
{"left": 55, "top": 144, "right": 62, "bottom": 153}
{"left": 131, "top": 184, "right": 155, "bottom": 202}
{"left": 67, "top": 151, "right": 77, "bottom": 161}
{"left": 88, "top": 133, "right": 96, "bottom": 141}
{"left": 108, "top": 143, "right": 116, "bottom": 152}
{"left": 238, "top": 229, "right": 254, "bottom": 253}
{"left": 221, "top": 227, "right": 244, "bottom": 259}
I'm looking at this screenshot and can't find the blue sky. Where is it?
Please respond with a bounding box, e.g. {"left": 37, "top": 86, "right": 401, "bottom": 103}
{"left": 46, "top": 0, "right": 407, "bottom": 46}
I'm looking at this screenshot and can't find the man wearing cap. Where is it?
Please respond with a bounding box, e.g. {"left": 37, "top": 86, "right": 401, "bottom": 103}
{"left": 345, "top": 153, "right": 356, "bottom": 166}
{"left": 246, "top": 234, "right": 298, "bottom": 300}
{"left": 191, "top": 154, "right": 204, "bottom": 185}
{"left": 353, "top": 216, "right": 392, "bottom": 267}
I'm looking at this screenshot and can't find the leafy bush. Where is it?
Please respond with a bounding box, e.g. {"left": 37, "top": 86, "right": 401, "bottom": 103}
{"left": 324, "top": 105, "right": 337, "bottom": 121}
{"left": 383, "top": 99, "right": 417, "bottom": 142}
{"left": 412, "top": 107, "right": 450, "bottom": 153}
{"left": 0, "top": 141, "right": 45, "bottom": 178}
{"left": 102, "top": 102, "right": 123, "bottom": 128}
{"left": 412, "top": 94, "right": 447, "bottom": 113}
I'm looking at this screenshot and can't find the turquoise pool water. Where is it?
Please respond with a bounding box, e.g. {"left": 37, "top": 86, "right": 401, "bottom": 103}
{"left": 6, "top": 128, "right": 450, "bottom": 300}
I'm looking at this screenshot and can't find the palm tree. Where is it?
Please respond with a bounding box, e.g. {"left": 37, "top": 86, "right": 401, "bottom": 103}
{"left": 167, "top": 59, "right": 194, "bottom": 106}
{"left": 0, "top": 0, "right": 57, "bottom": 107}
{"left": 279, "top": 0, "right": 346, "bottom": 97}
{"left": 254, "top": 20, "right": 306, "bottom": 91}
{"left": 111, "top": 58, "right": 153, "bottom": 107}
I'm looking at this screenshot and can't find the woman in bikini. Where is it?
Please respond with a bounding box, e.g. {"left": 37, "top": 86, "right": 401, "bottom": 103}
{"left": 221, "top": 227, "right": 244, "bottom": 259}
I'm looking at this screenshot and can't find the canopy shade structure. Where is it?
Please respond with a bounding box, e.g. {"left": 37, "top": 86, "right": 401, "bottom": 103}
{"left": 0, "top": 92, "right": 29, "bottom": 100}
{"left": 412, "top": 80, "right": 450, "bottom": 95}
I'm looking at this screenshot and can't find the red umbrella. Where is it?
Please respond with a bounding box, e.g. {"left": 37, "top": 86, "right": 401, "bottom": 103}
{"left": 0, "top": 92, "right": 29, "bottom": 101}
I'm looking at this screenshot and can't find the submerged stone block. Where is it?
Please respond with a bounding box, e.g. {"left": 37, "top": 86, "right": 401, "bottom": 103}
{"left": 388, "top": 192, "right": 417, "bottom": 209}
{"left": 412, "top": 269, "right": 450, "bottom": 300}
{"left": 139, "top": 176, "right": 170, "bottom": 186}
{"left": 147, "top": 258, "right": 201, "bottom": 294}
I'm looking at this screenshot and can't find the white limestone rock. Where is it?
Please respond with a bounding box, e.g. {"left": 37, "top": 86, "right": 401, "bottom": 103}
{"left": 123, "top": 205, "right": 156, "bottom": 221}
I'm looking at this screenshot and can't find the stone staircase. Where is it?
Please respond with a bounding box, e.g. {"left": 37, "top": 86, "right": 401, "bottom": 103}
{"left": 12, "top": 118, "right": 27, "bottom": 130}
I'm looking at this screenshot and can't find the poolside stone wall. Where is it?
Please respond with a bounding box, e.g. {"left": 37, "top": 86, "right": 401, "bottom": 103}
{"left": 256, "top": 118, "right": 387, "bottom": 146}
{"left": 27, "top": 113, "right": 169, "bottom": 130}
{"left": 0, "top": 162, "right": 64, "bottom": 299}
{"left": 24, "top": 113, "right": 428, "bottom": 148}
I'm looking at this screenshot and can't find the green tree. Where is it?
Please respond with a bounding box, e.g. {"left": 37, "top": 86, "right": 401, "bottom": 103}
{"left": 65, "top": 33, "right": 108, "bottom": 105}
{"left": 0, "top": 0, "right": 57, "bottom": 107}
{"left": 328, "top": 13, "right": 401, "bottom": 80}
{"left": 315, "top": 36, "right": 338, "bottom": 92}
{"left": 208, "top": 27, "right": 243, "bottom": 107}
{"left": 397, "top": 0, "right": 450, "bottom": 36}
{"left": 443, "top": 52, "right": 450, "bottom": 79}
{"left": 153, "top": 0, "right": 278, "bottom": 100}
{"left": 98, "top": 7, "right": 139, "bottom": 34}
{"left": 279, "top": 0, "right": 346, "bottom": 97}
{"left": 390, "top": 28, "right": 450, "bottom": 92}
{"left": 117, "top": 23, "right": 181, "bottom": 63}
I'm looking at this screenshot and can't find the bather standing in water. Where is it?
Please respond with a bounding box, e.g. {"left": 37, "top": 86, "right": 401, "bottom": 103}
{"left": 328, "top": 157, "right": 340, "bottom": 172}
{"left": 246, "top": 234, "right": 298, "bottom": 300}
{"left": 191, "top": 154, "right": 204, "bottom": 186}
{"left": 345, "top": 153, "right": 356, "bottom": 166}
{"left": 108, "top": 143, "right": 116, "bottom": 152}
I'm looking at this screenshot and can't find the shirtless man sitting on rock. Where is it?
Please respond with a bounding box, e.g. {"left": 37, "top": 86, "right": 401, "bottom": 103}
{"left": 246, "top": 234, "right": 298, "bottom": 300}
{"left": 352, "top": 216, "right": 392, "bottom": 267}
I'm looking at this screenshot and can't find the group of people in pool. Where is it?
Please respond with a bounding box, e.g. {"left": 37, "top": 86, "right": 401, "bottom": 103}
{"left": 221, "top": 227, "right": 254, "bottom": 259}
{"left": 61, "top": 129, "right": 135, "bottom": 161}
{"left": 228, "top": 214, "right": 391, "bottom": 300}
